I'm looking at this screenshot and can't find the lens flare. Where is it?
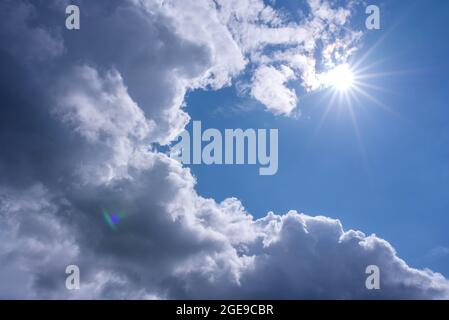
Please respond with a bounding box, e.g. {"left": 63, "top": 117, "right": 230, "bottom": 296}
{"left": 102, "top": 210, "right": 124, "bottom": 230}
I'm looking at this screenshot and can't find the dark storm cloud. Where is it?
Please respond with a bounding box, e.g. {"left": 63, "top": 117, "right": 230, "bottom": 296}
{"left": 0, "top": 0, "right": 241, "bottom": 298}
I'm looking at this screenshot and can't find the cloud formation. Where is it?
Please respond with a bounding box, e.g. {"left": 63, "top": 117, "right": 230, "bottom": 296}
{"left": 0, "top": 0, "right": 448, "bottom": 300}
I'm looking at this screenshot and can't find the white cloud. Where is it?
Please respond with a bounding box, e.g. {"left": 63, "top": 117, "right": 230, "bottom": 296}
{"left": 54, "top": 65, "right": 157, "bottom": 185}
{"left": 251, "top": 65, "right": 298, "bottom": 115}
{"left": 135, "top": 0, "right": 247, "bottom": 90}
{"left": 2, "top": 180, "right": 448, "bottom": 299}
{"left": 134, "top": 0, "right": 362, "bottom": 116}
{"left": 220, "top": 0, "right": 361, "bottom": 110}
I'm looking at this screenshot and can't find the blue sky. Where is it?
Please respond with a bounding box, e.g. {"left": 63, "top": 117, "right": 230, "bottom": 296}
{"left": 186, "top": 0, "right": 449, "bottom": 276}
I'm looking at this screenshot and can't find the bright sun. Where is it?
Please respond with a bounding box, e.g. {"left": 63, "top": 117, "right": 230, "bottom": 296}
{"left": 326, "top": 64, "right": 355, "bottom": 92}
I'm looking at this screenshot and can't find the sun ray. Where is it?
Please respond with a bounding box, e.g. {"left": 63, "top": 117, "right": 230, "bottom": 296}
{"left": 314, "top": 88, "right": 339, "bottom": 134}
{"left": 351, "top": 85, "right": 394, "bottom": 114}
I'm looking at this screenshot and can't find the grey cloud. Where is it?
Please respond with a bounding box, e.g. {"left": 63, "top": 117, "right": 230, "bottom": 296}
{"left": 172, "top": 212, "right": 449, "bottom": 299}
{"left": 0, "top": 0, "right": 65, "bottom": 62}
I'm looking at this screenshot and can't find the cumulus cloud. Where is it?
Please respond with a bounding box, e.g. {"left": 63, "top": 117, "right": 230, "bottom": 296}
{"left": 54, "top": 65, "right": 156, "bottom": 184}
{"left": 174, "top": 212, "right": 449, "bottom": 299}
{"left": 251, "top": 65, "right": 298, "bottom": 115}
{"left": 136, "top": 0, "right": 362, "bottom": 116}
{"left": 2, "top": 183, "right": 448, "bottom": 299}
{"left": 0, "top": 0, "right": 448, "bottom": 300}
